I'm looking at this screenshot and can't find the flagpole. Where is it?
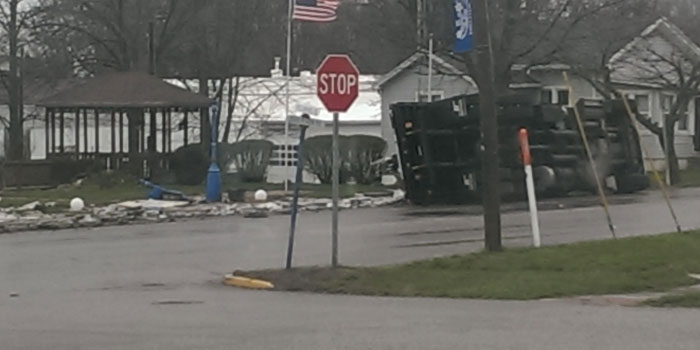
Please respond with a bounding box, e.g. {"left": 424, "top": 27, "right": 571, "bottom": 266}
{"left": 284, "top": 0, "right": 293, "bottom": 192}
{"left": 428, "top": 34, "right": 433, "bottom": 100}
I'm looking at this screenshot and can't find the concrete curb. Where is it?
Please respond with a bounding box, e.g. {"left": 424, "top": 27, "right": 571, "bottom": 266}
{"left": 223, "top": 274, "right": 274, "bottom": 290}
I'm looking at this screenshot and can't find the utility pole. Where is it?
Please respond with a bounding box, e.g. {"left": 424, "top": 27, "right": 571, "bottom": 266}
{"left": 148, "top": 22, "right": 156, "bottom": 76}
{"left": 416, "top": 0, "right": 428, "bottom": 48}
{"left": 8, "top": 0, "right": 22, "bottom": 160}
{"left": 472, "top": 0, "right": 502, "bottom": 251}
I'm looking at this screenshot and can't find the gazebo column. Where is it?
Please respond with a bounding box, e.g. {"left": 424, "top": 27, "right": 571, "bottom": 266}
{"left": 140, "top": 113, "right": 146, "bottom": 153}
{"left": 110, "top": 110, "right": 116, "bottom": 169}
{"left": 167, "top": 109, "right": 172, "bottom": 153}
{"left": 44, "top": 109, "right": 50, "bottom": 158}
{"left": 149, "top": 109, "right": 157, "bottom": 152}
{"left": 183, "top": 111, "right": 189, "bottom": 146}
{"left": 50, "top": 108, "right": 56, "bottom": 154}
{"left": 74, "top": 109, "right": 80, "bottom": 159}
{"left": 59, "top": 109, "right": 65, "bottom": 153}
{"left": 119, "top": 111, "right": 124, "bottom": 155}
{"left": 83, "top": 109, "right": 88, "bottom": 156}
{"left": 161, "top": 108, "right": 167, "bottom": 153}
{"left": 94, "top": 109, "right": 100, "bottom": 158}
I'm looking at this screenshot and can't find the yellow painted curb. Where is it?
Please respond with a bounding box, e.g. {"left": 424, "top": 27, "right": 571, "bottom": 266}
{"left": 223, "top": 274, "right": 274, "bottom": 290}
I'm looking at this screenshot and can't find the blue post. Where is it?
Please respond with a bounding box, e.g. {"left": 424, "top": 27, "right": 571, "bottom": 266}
{"left": 206, "top": 103, "right": 221, "bottom": 202}
{"left": 285, "top": 114, "right": 310, "bottom": 269}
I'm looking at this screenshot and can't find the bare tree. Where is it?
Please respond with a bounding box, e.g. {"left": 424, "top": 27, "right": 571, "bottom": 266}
{"left": 607, "top": 27, "right": 700, "bottom": 184}
{"left": 0, "top": 0, "right": 37, "bottom": 160}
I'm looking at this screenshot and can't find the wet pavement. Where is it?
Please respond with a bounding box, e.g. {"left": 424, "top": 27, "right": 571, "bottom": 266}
{"left": 2, "top": 187, "right": 700, "bottom": 349}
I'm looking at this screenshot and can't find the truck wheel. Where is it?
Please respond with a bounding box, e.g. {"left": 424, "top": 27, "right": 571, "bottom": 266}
{"left": 615, "top": 174, "right": 650, "bottom": 194}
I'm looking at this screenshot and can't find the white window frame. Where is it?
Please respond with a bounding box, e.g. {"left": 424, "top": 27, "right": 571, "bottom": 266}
{"left": 415, "top": 90, "right": 444, "bottom": 103}
{"left": 542, "top": 86, "right": 571, "bottom": 106}
{"left": 622, "top": 91, "right": 653, "bottom": 135}
{"left": 661, "top": 93, "right": 693, "bottom": 135}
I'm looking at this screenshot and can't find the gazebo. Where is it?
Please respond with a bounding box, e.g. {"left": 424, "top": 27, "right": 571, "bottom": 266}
{"left": 38, "top": 71, "right": 212, "bottom": 171}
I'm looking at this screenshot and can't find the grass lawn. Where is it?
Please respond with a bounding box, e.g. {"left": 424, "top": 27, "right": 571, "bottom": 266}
{"left": 650, "top": 166, "right": 700, "bottom": 188}
{"left": 645, "top": 291, "right": 700, "bottom": 308}
{"left": 0, "top": 182, "right": 203, "bottom": 210}
{"left": 247, "top": 231, "right": 700, "bottom": 300}
{"left": 0, "top": 178, "right": 392, "bottom": 210}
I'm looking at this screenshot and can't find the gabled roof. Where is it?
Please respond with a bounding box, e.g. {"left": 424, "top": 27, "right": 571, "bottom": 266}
{"left": 609, "top": 17, "right": 700, "bottom": 66}
{"left": 376, "top": 51, "right": 476, "bottom": 88}
{"left": 39, "top": 71, "right": 213, "bottom": 109}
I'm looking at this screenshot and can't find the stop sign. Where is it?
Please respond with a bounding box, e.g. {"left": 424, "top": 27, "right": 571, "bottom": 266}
{"left": 317, "top": 55, "right": 360, "bottom": 113}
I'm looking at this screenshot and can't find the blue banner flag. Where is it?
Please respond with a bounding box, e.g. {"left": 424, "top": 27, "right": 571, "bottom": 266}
{"left": 454, "top": 0, "right": 473, "bottom": 53}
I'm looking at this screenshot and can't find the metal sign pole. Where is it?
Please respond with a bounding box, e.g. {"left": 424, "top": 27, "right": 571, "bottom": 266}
{"left": 332, "top": 112, "right": 340, "bottom": 267}
{"left": 285, "top": 116, "right": 309, "bottom": 270}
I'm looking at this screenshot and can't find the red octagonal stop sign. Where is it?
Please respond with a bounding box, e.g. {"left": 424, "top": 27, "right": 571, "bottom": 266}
{"left": 317, "top": 54, "right": 360, "bottom": 113}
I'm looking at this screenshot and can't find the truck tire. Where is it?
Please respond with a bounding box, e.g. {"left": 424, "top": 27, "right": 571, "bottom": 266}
{"left": 615, "top": 173, "right": 650, "bottom": 194}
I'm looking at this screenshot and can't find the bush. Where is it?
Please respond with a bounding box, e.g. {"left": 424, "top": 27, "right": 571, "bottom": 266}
{"left": 347, "top": 135, "right": 387, "bottom": 185}
{"left": 49, "top": 156, "right": 103, "bottom": 185}
{"left": 170, "top": 144, "right": 209, "bottom": 185}
{"left": 223, "top": 140, "right": 274, "bottom": 183}
{"left": 302, "top": 135, "right": 351, "bottom": 184}
{"left": 90, "top": 170, "right": 138, "bottom": 189}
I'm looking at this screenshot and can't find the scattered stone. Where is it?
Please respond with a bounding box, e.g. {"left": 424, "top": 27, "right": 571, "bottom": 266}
{"left": 17, "top": 201, "right": 42, "bottom": 212}
{"left": 78, "top": 214, "right": 101, "bottom": 227}
{"left": 0, "top": 189, "right": 404, "bottom": 233}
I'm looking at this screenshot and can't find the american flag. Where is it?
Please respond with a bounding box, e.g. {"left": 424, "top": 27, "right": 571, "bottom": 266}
{"left": 293, "top": 0, "right": 341, "bottom": 22}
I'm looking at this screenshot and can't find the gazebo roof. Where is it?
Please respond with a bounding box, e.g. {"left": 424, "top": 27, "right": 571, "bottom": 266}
{"left": 39, "top": 71, "right": 212, "bottom": 109}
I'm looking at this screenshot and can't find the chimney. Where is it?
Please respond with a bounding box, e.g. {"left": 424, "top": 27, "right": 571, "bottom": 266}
{"left": 270, "top": 57, "right": 283, "bottom": 78}
{"left": 300, "top": 70, "right": 314, "bottom": 85}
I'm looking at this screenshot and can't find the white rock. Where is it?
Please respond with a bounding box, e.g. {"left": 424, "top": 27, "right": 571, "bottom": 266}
{"left": 254, "top": 189, "right": 268, "bottom": 202}
{"left": 18, "top": 201, "right": 41, "bottom": 212}
{"left": 78, "top": 214, "right": 101, "bottom": 226}
{"left": 382, "top": 175, "right": 398, "bottom": 186}
{"left": 70, "top": 198, "right": 85, "bottom": 212}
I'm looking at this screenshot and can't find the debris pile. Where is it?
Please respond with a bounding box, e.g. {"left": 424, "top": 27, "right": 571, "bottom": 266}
{"left": 0, "top": 190, "right": 405, "bottom": 233}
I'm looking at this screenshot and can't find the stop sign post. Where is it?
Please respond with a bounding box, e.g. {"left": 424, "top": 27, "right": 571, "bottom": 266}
{"left": 317, "top": 55, "right": 360, "bottom": 267}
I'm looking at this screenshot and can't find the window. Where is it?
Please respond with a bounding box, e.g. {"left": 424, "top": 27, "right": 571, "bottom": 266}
{"left": 541, "top": 87, "right": 570, "bottom": 105}
{"left": 662, "top": 94, "right": 674, "bottom": 116}
{"left": 662, "top": 94, "right": 690, "bottom": 131}
{"left": 678, "top": 111, "right": 690, "bottom": 131}
{"left": 541, "top": 90, "right": 553, "bottom": 104}
{"left": 417, "top": 91, "right": 444, "bottom": 103}
{"left": 634, "top": 94, "right": 651, "bottom": 118}
{"left": 556, "top": 90, "right": 570, "bottom": 106}
{"left": 269, "top": 144, "right": 299, "bottom": 167}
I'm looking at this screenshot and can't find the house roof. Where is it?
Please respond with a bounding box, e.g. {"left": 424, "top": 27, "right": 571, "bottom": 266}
{"left": 609, "top": 17, "right": 700, "bottom": 66}
{"left": 376, "top": 51, "right": 476, "bottom": 89}
{"left": 167, "top": 74, "right": 381, "bottom": 123}
{"left": 38, "top": 71, "right": 213, "bottom": 109}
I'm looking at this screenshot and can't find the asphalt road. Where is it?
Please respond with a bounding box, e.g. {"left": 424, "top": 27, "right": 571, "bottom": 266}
{"left": 2, "top": 188, "right": 700, "bottom": 349}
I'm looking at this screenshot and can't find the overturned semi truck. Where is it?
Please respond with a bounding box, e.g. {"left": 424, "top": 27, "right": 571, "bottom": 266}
{"left": 390, "top": 94, "right": 650, "bottom": 205}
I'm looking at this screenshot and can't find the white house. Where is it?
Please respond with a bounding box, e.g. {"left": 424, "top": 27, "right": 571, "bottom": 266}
{"left": 377, "top": 52, "right": 478, "bottom": 157}
{"left": 377, "top": 18, "right": 700, "bottom": 171}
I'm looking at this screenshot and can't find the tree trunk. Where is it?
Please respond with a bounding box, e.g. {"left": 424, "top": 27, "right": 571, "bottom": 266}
{"left": 221, "top": 77, "right": 240, "bottom": 143}
{"left": 663, "top": 121, "right": 681, "bottom": 185}
{"left": 199, "top": 78, "right": 211, "bottom": 155}
{"left": 7, "top": 0, "right": 23, "bottom": 161}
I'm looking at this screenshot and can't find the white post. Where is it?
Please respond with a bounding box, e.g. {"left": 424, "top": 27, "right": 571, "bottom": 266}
{"left": 427, "top": 35, "right": 433, "bottom": 100}
{"left": 519, "top": 129, "right": 541, "bottom": 247}
{"left": 284, "top": 0, "right": 293, "bottom": 192}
